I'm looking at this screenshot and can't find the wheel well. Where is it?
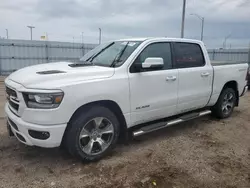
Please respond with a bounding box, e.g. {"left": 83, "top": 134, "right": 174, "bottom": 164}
{"left": 222, "top": 81, "right": 239, "bottom": 106}
{"left": 62, "top": 100, "right": 128, "bottom": 145}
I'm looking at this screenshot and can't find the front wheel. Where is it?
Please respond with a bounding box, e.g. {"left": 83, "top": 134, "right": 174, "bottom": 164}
{"left": 65, "top": 106, "right": 120, "bottom": 162}
{"left": 212, "top": 88, "right": 237, "bottom": 119}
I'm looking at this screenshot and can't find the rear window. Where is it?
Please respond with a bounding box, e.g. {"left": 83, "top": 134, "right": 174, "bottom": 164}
{"left": 173, "top": 42, "right": 205, "bottom": 68}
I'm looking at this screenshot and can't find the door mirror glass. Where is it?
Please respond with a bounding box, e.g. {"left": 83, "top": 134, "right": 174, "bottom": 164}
{"left": 142, "top": 57, "right": 164, "bottom": 69}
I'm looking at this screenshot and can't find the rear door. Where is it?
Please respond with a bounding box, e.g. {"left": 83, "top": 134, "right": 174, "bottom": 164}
{"left": 128, "top": 42, "right": 178, "bottom": 126}
{"left": 173, "top": 42, "right": 213, "bottom": 113}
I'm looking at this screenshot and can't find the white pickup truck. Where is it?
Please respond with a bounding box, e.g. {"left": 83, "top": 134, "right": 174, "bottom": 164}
{"left": 5, "top": 38, "right": 248, "bottom": 161}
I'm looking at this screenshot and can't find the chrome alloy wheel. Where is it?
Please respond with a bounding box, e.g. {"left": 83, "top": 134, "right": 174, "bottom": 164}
{"left": 222, "top": 92, "right": 234, "bottom": 115}
{"left": 78, "top": 117, "right": 114, "bottom": 155}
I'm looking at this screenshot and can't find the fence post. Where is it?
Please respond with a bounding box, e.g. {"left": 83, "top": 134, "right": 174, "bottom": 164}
{"left": 82, "top": 43, "right": 85, "bottom": 57}
{"left": 45, "top": 41, "right": 49, "bottom": 63}
{"left": 248, "top": 42, "right": 250, "bottom": 65}
{"left": 212, "top": 49, "right": 215, "bottom": 60}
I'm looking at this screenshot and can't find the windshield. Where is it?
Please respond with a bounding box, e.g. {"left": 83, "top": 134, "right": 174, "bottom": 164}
{"left": 80, "top": 41, "right": 142, "bottom": 67}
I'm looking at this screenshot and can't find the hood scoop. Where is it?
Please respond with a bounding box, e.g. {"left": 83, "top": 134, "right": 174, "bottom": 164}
{"left": 36, "top": 70, "right": 66, "bottom": 75}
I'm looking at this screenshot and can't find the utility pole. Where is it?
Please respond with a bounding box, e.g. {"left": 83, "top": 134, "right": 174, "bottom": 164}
{"left": 99, "top": 28, "right": 102, "bottom": 44}
{"left": 223, "top": 34, "right": 231, "bottom": 49}
{"left": 5, "top": 29, "right": 9, "bottom": 39}
{"left": 201, "top": 18, "right": 204, "bottom": 41}
{"left": 181, "top": 0, "right": 186, "bottom": 38}
{"left": 81, "top": 32, "right": 84, "bottom": 44}
{"left": 190, "top": 13, "right": 205, "bottom": 41}
{"left": 81, "top": 32, "right": 85, "bottom": 56}
{"left": 27, "top": 26, "right": 35, "bottom": 40}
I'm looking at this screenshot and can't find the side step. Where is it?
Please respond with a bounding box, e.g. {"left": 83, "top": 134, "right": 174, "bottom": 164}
{"left": 133, "top": 110, "right": 211, "bottom": 137}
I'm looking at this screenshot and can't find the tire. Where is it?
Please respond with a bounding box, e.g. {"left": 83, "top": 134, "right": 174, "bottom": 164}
{"left": 65, "top": 105, "right": 120, "bottom": 162}
{"left": 211, "top": 88, "right": 237, "bottom": 119}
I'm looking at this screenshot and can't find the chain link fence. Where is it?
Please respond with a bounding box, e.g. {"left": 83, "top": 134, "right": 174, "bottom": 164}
{"left": 0, "top": 39, "right": 96, "bottom": 75}
{"left": 0, "top": 39, "right": 249, "bottom": 75}
{"left": 207, "top": 48, "right": 250, "bottom": 63}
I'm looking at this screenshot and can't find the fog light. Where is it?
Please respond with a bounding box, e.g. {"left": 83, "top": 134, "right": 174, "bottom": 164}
{"left": 28, "top": 130, "right": 50, "bottom": 140}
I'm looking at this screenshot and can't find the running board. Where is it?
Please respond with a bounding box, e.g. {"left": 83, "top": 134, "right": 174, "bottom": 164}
{"left": 133, "top": 110, "right": 211, "bottom": 137}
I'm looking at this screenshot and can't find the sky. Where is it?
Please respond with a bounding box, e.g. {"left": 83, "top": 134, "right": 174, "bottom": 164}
{"left": 0, "top": 0, "right": 250, "bottom": 48}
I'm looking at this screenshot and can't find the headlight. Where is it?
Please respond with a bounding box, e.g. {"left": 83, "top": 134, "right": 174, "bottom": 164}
{"left": 23, "top": 92, "right": 64, "bottom": 109}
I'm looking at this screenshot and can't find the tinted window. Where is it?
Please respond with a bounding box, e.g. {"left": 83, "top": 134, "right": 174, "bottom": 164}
{"left": 131, "top": 42, "right": 172, "bottom": 72}
{"left": 173, "top": 43, "right": 205, "bottom": 68}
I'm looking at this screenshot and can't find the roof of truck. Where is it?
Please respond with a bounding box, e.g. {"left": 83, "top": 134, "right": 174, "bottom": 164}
{"left": 115, "top": 37, "right": 202, "bottom": 43}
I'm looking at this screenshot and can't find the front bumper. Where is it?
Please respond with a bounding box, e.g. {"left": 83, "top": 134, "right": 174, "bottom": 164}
{"left": 5, "top": 103, "right": 67, "bottom": 148}
{"left": 240, "top": 86, "right": 248, "bottom": 97}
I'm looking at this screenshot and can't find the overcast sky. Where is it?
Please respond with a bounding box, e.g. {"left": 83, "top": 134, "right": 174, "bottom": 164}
{"left": 0, "top": 0, "right": 250, "bottom": 48}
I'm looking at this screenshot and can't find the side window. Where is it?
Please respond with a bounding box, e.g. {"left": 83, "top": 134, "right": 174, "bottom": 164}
{"left": 130, "top": 42, "right": 172, "bottom": 72}
{"left": 173, "top": 43, "right": 205, "bottom": 68}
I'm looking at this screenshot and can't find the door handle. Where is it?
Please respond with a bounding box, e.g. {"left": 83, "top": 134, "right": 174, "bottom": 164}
{"left": 201, "top": 72, "right": 210, "bottom": 77}
{"left": 166, "top": 76, "right": 177, "bottom": 81}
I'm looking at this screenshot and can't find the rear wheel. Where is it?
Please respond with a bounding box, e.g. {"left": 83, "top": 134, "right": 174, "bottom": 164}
{"left": 212, "top": 88, "right": 237, "bottom": 119}
{"left": 65, "top": 106, "right": 120, "bottom": 162}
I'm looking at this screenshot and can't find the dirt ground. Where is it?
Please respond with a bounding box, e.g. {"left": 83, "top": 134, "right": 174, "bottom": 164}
{"left": 0, "top": 84, "right": 250, "bottom": 188}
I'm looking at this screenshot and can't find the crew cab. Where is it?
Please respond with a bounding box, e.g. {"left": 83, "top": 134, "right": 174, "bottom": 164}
{"left": 5, "top": 38, "right": 248, "bottom": 161}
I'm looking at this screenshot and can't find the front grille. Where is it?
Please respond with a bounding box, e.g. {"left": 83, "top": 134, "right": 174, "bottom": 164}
{"left": 6, "top": 86, "right": 19, "bottom": 112}
{"left": 9, "top": 100, "right": 19, "bottom": 111}
{"left": 6, "top": 87, "right": 17, "bottom": 98}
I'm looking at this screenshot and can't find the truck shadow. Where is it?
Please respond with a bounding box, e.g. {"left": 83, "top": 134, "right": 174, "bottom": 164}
{"left": 1, "top": 115, "right": 215, "bottom": 162}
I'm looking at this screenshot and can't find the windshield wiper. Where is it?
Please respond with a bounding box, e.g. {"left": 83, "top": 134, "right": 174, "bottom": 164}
{"left": 110, "top": 42, "right": 128, "bottom": 67}
{"left": 88, "top": 42, "right": 115, "bottom": 62}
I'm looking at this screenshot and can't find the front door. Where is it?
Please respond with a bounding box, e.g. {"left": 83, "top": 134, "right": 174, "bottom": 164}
{"left": 128, "top": 42, "right": 178, "bottom": 126}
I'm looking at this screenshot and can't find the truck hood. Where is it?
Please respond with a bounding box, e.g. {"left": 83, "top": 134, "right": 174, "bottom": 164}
{"left": 7, "top": 62, "right": 115, "bottom": 89}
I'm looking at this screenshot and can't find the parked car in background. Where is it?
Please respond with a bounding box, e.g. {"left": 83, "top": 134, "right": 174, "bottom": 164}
{"left": 5, "top": 38, "right": 249, "bottom": 162}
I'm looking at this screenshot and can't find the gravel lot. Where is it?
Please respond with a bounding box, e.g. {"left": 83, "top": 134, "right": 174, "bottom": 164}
{"left": 0, "top": 83, "right": 249, "bottom": 188}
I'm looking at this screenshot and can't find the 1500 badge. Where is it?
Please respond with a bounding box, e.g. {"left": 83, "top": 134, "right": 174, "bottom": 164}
{"left": 136, "top": 105, "right": 150, "bottom": 110}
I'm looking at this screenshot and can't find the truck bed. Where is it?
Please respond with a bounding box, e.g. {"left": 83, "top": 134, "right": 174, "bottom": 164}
{"left": 208, "top": 62, "right": 248, "bottom": 107}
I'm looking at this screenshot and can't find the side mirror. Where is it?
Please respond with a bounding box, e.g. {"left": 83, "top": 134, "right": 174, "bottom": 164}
{"left": 142, "top": 58, "right": 164, "bottom": 69}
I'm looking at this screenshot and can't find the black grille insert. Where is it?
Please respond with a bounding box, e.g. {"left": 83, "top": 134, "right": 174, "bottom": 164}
{"left": 6, "top": 86, "right": 19, "bottom": 112}
{"left": 9, "top": 100, "right": 19, "bottom": 111}
{"left": 16, "top": 133, "right": 26, "bottom": 142}
{"left": 6, "top": 87, "right": 17, "bottom": 98}
{"left": 8, "top": 118, "right": 18, "bottom": 131}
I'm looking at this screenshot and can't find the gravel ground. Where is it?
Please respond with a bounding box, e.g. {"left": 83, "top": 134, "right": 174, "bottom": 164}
{"left": 0, "top": 87, "right": 249, "bottom": 188}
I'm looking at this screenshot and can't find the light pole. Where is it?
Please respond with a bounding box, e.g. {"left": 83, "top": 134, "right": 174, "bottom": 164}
{"left": 5, "top": 29, "right": 9, "bottom": 39}
{"left": 81, "top": 32, "right": 84, "bottom": 44}
{"left": 190, "top": 13, "right": 205, "bottom": 41}
{"left": 99, "top": 28, "right": 102, "bottom": 44}
{"left": 181, "top": 0, "right": 186, "bottom": 38}
{"left": 223, "top": 34, "right": 231, "bottom": 49}
{"left": 27, "top": 26, "right": 35, "bottom": 40}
